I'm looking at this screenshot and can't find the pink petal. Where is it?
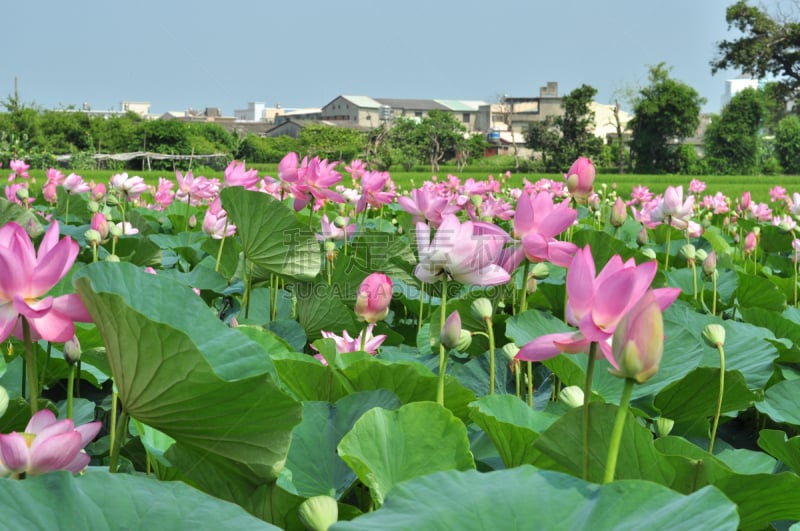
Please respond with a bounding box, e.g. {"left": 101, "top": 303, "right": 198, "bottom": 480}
{"left": 0, "top": 303, "right": 18, "bottom": 343}
{"left": 31, "top": 237, "right": 78, "bottom": 295}
{"left": 536, "top": 202, "right": 577, "bottom": 239}
{"left": 13, "top": 295, "right": 54, "bottom": 319}
{"left": 521, "top": 233, "right": 549, "bottom": 262}
{"left": 0, "top": 433, "right": 31, "bottom": 473}
{"left": 653, "top": 287, "right": 682, "bottom": 311}
{"left": 30, "top": 419, "right": 75, "bottom": 450}
{"left": 75, "top": 421, "right": 102, "bottom": 447}
{"left": 453, "top": 264, "right": 509, "bottom": 286}
{"left": 513, "top": 193, "right": 535, "bottom": 235}
{"left": 52, "top": 294, "right": 92, "bottom": 323}
{"left": 29, "top": 431, "right": 82, "bottom": 475}
{"left": 25, "top": 409, "right": 58, "bottom": 434}
{"left": 64, "top": 451, "right": 91, "bottom": 474}
{"left": 547, "top": 240, "right": 578, "bottom": 268}
{"left": 517, "top": 332, "right": 581, "bottom": 362}
{"left": 36, "top": 221, "right": 61, "bottom": 260}
{"left": 26, "top": 307, "right": 77, "bottom": 343}
{"left": 566, "top": 247, "right": 596, "bottom": 321}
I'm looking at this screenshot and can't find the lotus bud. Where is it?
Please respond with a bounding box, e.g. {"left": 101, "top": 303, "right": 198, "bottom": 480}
{"left": 702, "top": 324, "right": 726, "bottom": 348}
{"left": 63, "top": 335, "right": 81, "bottom": 365}
{"left": 354, "top": 273, "right": 392, "bottom": 323}
{"left": 680, "top": 243, "right": 696, "bottom": 263}
{"left": 105, "top": 254, "right": 120, "bottom": 263}
{"left": 610, "top": 197, "right": 627, "bottom": 227}
{"left": 91, "top": 212, "right": 109, "bottom": 240}
{"left": 655, "top": 417, "right": 675, "bottom": 438}
{"left": 641, "top": 247, "right": 657, "bottom": 260}
{"left": 501, "top": 343, "right": 519, "bottom": 362}
{"left": 298, "top": 495, "right": 338, "bottom": 531}
{"left": 608, "top": 291, "right": 663, "bottom": 384}
{"left": 440, "top": 311, "right": 462, "bottom": 350}
{"left": 695, "top": 248, "right": 708, "bottom": 263}
{"left": 637, "top": 227, "right": 648, "bottom": 246}
{"left": 470, "top": 297, "right": 493, "bottom": 321}
{"left": 531, "top": 262, "right": 550, "bottom": 279}
{"left": 526, "top": 275, "right": 537, "bottom": 294}
{"left": 744, "top": 232, "right": 756, "bottom": 254}
{"left": 702, "top": 251, "right": 717, "bottom": 276}
{"left": 752, "top": 225, "right": 761, "bottom": 236}
{"left": 84, "top": 229, "right": 102, "bottom": 246}
{"left": 565, "top": 156, "right": 595, "bottom": 203}
{"left": 188, "top": 214, "right": 197, "bottom": 228}
{"left": 0, "top": 385, "right": 7, "bottom": 418}
{"left": 559, "top": 385, "right": 584, "bottom": 409}
{"left": 589, "top": 193, "right": 601, "bottom": 211}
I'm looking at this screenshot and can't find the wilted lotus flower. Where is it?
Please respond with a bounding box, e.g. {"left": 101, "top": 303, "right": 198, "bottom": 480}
{"left": 0, "top": 409, "right": 102, "bottom": 476}
{"left": 354, "top": 273, "right": 392, "bottom": 323}
{"left": 565, "top": 157, "right": 595, "bottom": 203}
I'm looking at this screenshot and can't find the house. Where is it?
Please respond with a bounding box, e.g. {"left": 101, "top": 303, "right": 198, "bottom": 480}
{"left": 264, "top": 118, "right": 370, "bottom": 139}
{"left": 475, "top": 82, "right": 564, "bottom": 134}
{"left": 120, "top": 101, "right": 151, "bottom": 117}
{"left": 318, "top": 95, "right": 487, "bottom": 130}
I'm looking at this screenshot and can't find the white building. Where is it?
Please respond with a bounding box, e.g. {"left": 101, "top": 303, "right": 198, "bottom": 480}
{"left": 721, "top": 78, "right": 760, "bottom": 109}
{"left": 234, "top": 102, "right": 267, "bottom": 121}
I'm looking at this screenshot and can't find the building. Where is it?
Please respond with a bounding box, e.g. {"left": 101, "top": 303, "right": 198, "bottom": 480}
{"left": 318, "top": 95, "right": 486, "bottom": 130}
{"left": 120, "top": 101, "right": 151, "bottom": 117}
{"left": 475, "top": 82, "right": 564, "bottom": 134}
{"left": 721, "top": 77, "right": 760, "bottom": 109}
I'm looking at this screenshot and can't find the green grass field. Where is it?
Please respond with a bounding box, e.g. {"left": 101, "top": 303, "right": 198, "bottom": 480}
{"left": 19, "top": 164, "right": 800, "bottom": 205}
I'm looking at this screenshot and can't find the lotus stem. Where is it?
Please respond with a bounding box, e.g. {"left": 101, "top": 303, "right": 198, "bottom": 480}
{"left": 691, "top": 261, "right": 698, "bottom": 301}
{"left": 527, "top": 362, "right": 533, "bottom": 407}
{"left": 708, "top": 343, "right": 726, "bottom": 454}
{"left": 65, "top": 195, "right": 71, "bottom": 225}
{"left": 214, "top": 220, "right": 228, "bottom": 273}
{"left": 109, "top": 409, "right": 129, "bottom": 473}
{"left": 436, "top": 276, "right": 448, "bottom": 406}
{"left": 664, "top": 219, "right": 671, "bottom": 270}
{"left": 66, "top": 363, "right": 76, "bottom": 420}
{"left": 712, "top": 271, "right": 718, "bottom": 316}
{"left": 514, "top": 362, "right": 521, "bottom": 399}
{"left": 22, "top": 318, "right": 38, "bottom": 414}
{"left": 603, "top": 378, "right": 635, "bottom": 483}
{"left": 417, "top": 283, "right": 425, "bottom": 335}
{"left": 486, "top": 317, "right": 496, "bottom": 395}
{"left": 519, "top": 259, "right": 530, "bottom": 314}
{"left": 582, "top": 342, "right": 598, "bottom": 480}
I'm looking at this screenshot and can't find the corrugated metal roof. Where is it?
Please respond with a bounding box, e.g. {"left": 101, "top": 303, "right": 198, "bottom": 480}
{"left": 339, "top": 95, "right": 382, "bottom": 108}
{"left": 374, "top": 98, "right": 448, "bottom": 111}
{"left": 435, "top": 99, "right": 486, "bottom": 111}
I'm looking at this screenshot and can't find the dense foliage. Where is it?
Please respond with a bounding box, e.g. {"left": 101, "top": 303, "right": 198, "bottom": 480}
{"left": 704, "top": 88, "right": 767, "bottom": 175}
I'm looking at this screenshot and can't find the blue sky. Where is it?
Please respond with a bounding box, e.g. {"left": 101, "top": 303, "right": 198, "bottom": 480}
{"left": 4, "top": 0, "right": 781, "bottom": 115}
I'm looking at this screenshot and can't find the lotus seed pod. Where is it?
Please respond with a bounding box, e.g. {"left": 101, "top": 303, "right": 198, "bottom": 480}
{"left": 456, "top": 330, "right": 472, "bottom": 352}
{"left": 695, "top": 248, "right": 708, "bottom": 262}
{"left": 680, "top": 243, "right": 696, "bottom": 261}
{"left": 333, "top": 215, "right": 348, "bottom": 229}
{"left": 470, "top": 297, "right": 493, "bottom": 321}
{"left": 105, "top": 254, "right": 120, "bottom": 263}
{"left": 641, "top": 247, "right": 657, "bottom": 260}
{"left": 531, "top": 263, "right": 550, "bottom": 279}
{"left": 655, "top": 417, "right": 675, "bottom": 438}
{"left": 559, "top": 385, "right": 585, "bottom": 409}
{"left": 298, "top": 495, "right": 338, "bottom": 531}
{"left": 84, "top": 229, "right": 102, "bottom": 246}
{"left": 702, "top": 324, "right": 726, "bottom": 348}
{"left": 501, "top": 343, "right": 520, "bottom": 362}
{"left": 15, "top": 187, "right": 29, "bottom": 200}
{"left": 470, "top": 194, "right": 483, "bottom": 207}
{"left": 0, "top": 385, "right": 8, "bottom": 418}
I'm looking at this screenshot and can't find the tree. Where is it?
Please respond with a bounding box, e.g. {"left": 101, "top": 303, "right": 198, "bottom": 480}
{"left": 712, "top": 1, "right": 800, "bottom": 98}
{"left": 416, "top": 110, "right": 468, "bottom": 173}
{"left": 524, "top": 84, "right": 602, "bottom": 172}
{"left": 629, "top": 64, "right": 704, "bottom": 173}
{"left": 704, "top": 88, "right": 766, "bottom": 174}
{"left": 299, "top": 124, "right": 366, "bottom": 161}
{"left": 774, "top": 114, "right": 800, "bottom": 173}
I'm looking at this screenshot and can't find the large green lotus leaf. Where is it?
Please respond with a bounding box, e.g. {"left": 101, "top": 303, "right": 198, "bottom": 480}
{"left": 714, "top": 472, "right": 800, "bottom": 531}
{"left": 740, "top": 306, "right": 800, "bottom": 363}
{"left": 450, "top": 351, "right": 514, "bottom": 397}
{"left": 341, "top": 357, "right": 477, "bottom": 422}
{"left": 756, "top": 379, "right": 800, "bottom": 426}
{"left": 468, "top": 394, "right": 559, "bottom": 468}
{"left": 0, "top": 197, "right": 42, "bottom": 235}
{"left": 534, "top": 403, "right": 673, "bottom": 485}
{"left": 74, "top": 262, "right": 302, "bottom": 480}
{"left": 272, "top": 351, "right": 353, "bottom": 402}
{"left": 654, "top": 368, "right": 759, "bottom": 422}
{"left": 338, "top": 402, "right": 475, "bottom": 507}
{"left": 331, "top": 467, "right": 738, "bottom": 531}
{"left": 572, "top": 229, "right": 639, "bottom": 267}
{"left": 736, "top": 271, "right": 787, "bottom": 312}
{"left": 220, "top": 186, "right": 320, "bottom": 281}
{"left": 702, "top": 225, "right": 735, "bottom": 256}
{"left": 0, "top": 470, "right": 277, "bottom": 530}
{"left": 654, "top": 436, "right": 735, "bottom": 492}
{"left": 758, "top": 429, "right": 800, "bottom": 474}
{"left": 295, "top": 280, "right": 359, "bottom": 342}
{"left": 715, "top": 448, "right": 777, "bottom": 475}
{"left": 279, "top": 390, "right": 402, "bottom": 499}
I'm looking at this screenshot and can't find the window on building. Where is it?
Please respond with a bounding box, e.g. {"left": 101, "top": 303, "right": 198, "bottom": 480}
{"left": 462, "top": 113, "right": 470, "bottom": 123}
{"left": 415, "top": 111, "right": 423, "bottom": 118}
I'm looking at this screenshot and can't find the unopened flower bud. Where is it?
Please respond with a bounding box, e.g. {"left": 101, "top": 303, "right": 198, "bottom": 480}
{"left": 471, "top": 298, "right": 493, "bottom": 321}
{"left": 702, "top": 251, "right": 717, "bottom": 276}
{"left": 64, "top": 335, "right": 81, "bottom": 364}
{"left": 501, "top": 343, "right": 519, "bottom": 362}
{"left": 298, "top": 495, "right": 338, "bottom": 531}
{"left": 637, "top": 227, "right": 648, "bottom": 246}
{"left": 702, "top": 324, "right": 726, "bottom": 348}
{"left": 440, "top": 311, "right": 462, "bottom": 350}
{"left": 655, "top": 417, "right": 675, "bottom": 437}
{"left": 559, "top": 385, "right": 584, "bottom": 408}
{"left": 188, "top": 214, "right": 197, "bottom": 228}
{"left": 610, "top": 197, "right": 627, "bottom": 227}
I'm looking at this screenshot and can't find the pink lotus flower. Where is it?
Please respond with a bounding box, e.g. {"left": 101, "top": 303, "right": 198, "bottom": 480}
{"left": 769, "top": 185, "right": 787, "bottom": 203}
{"left": 608, "top": 290, "right": 664, "bottom": 383}
{"left": 0, "top": 409, "right": 101, "bottom": 476}
{"left": 290, "top": 157, "right": 344, "bottom": 211}
{"left": 354, "top": 273, "right": 393, "bottom": 323}
{"left": 313, "top": 323, "right": 387, "bottom": 360}
{"left": 153, "top": 177, "right": 174, "bottom": 210}
{"left": 318, "top": 214, "right": 355, "bottom": 241}
{"left": 43, "top": 169, "right": 65, "bottom": 203}
{"left": 744, "top": 231, "right": 757, "bottom": 254}
{"left": 224, "top": 160, "right": 260, "bottom": 190}
{"left": 346, "top": 159, "right": 367, "bottom": 181}
{"left": 357, "top": 170, "right": 396, "bottom": 213}
{"left": 565, "top": 157, "right": 595, "bottom": 203}
{"left": 9, "top": 160, "right": 30, "bottom": 180}
{"left": 688, "top": 179, "right": 706, "bottom": 194}
{"left": 0, "top": 221, "right": 92, "bottom": 343}
{"left": 415, "top": 215, "right": 510, "bottom": 286}
{"left": 174, "top": 170, "right": 219, "bottom": 204}
{"left": 517, "top": 245, "right": 680, "bottom": 364}
{"left": 110, "top": 173, "right": 147, "bottom": 201}
{"left": 514, "top": 191, "right": 578, "bottom": 267}
{"left": 202, "top": 198, "right": 236, "bottom": 239}
{"left": 398, "top": 185, "right": 459, "bottom": 227}
{"left": 63, "top": 173, "right": 90, "bottom": 195}
{"left": 91, "top": 212, "right": 109, "bottom": 240}
{"left": 651, "top": 186, "right": 694, "bottom": 229}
